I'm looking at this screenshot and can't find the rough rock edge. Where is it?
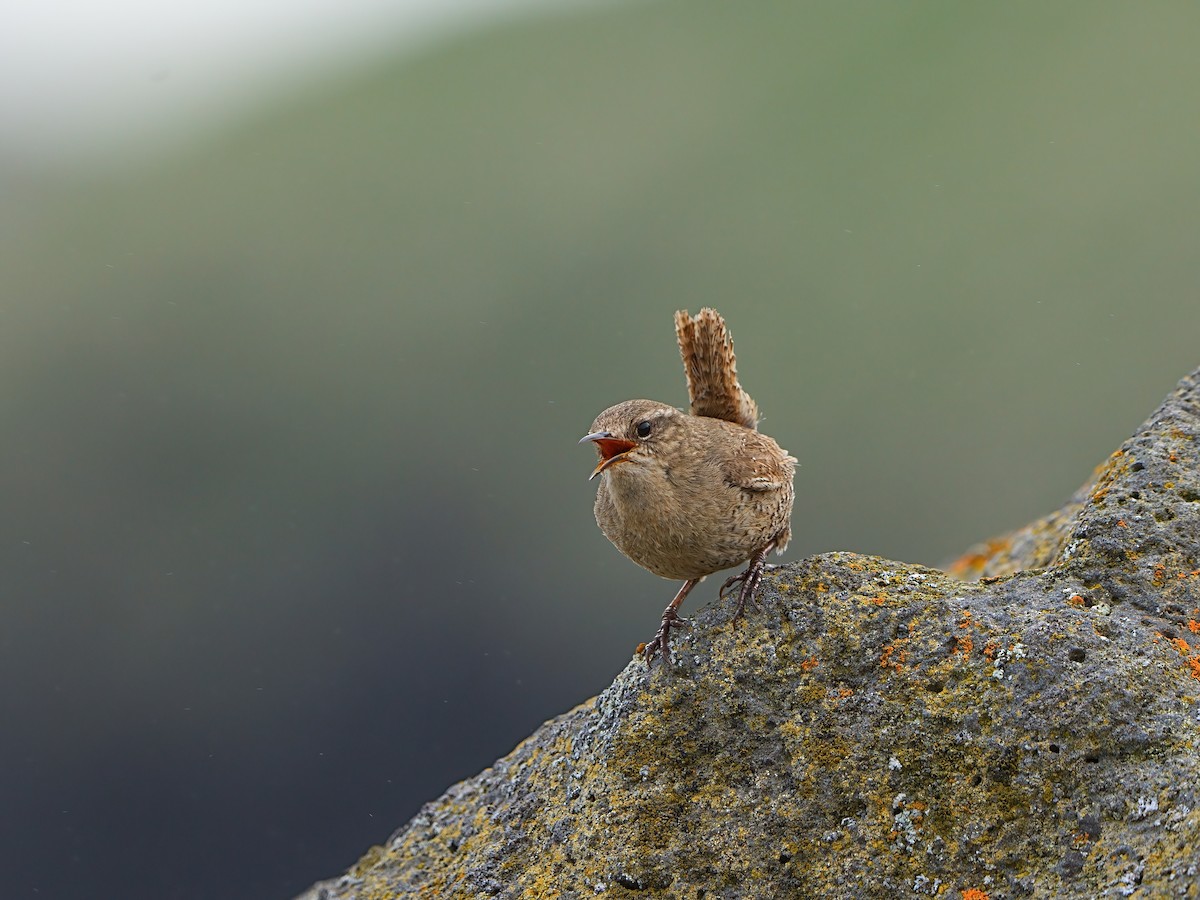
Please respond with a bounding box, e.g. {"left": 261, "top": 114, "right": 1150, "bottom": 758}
{"left": 300, "top": 369, "right": 1200, "bottom": 900}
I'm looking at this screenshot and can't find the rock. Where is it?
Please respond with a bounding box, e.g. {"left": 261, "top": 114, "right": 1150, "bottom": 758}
{"left": 299, "top": 370, "right": 1200, "bottom": 899}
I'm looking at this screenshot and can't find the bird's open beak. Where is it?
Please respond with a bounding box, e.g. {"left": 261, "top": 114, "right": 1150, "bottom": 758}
{"left": 579, "top": 431, "right": 636, "bottom": 480}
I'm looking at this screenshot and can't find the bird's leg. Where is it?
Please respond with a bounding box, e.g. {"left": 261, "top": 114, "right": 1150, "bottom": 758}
{"left": 719, "top": 542, "right": 775, "bottom": 620}
{"left": 642, "top": 578, "right": 699, "bottom": 666}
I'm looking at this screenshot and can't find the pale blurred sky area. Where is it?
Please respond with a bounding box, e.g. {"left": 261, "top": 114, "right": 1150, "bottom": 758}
{"left": 0, "top": 0, "right": 605, "bottom": 169}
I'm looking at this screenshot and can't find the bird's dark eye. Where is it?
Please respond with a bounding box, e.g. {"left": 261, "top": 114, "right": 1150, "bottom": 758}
{"left": 635, "top": 420, "right": 652, "bottom": 438}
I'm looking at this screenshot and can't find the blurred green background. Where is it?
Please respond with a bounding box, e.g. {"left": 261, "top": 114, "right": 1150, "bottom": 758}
{"left": 3, "top": 2, "right": 1200, "bottom": 897}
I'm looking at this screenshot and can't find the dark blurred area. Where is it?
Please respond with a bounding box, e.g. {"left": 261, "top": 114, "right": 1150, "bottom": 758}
{"left": 3, "top": 3, "right": 1200, "bottom": 898}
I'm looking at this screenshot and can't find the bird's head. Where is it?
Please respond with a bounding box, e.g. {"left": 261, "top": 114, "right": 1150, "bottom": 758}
{"left": 579, "top": 399, "right": 685, "bottom": 481}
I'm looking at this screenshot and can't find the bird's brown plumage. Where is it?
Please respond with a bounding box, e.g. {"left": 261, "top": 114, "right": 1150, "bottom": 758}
{"left": 581, "top": 309, "right": 796, "bottom": 665}
{"left": 675, "top": 307, "right": 760, "bottom": 429}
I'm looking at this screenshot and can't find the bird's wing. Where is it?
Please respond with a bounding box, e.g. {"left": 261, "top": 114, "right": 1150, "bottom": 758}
{"left": 721, "top": 430, "right": 796, "bottom": 493}
{"left": 675, "top": 308, "right": 760, "bottom": 430}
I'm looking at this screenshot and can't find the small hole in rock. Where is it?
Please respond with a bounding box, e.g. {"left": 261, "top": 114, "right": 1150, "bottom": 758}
{"left": 1049, "top": 744, "right": 1060, "bottom": 753}
{"left": 1068, "top": 648, "right": 1086, "bottom": 663}
{"left": 778, "top": 851, "right": 791, "bottom": 863}
{"left": 1084, "top": 753, "right": 1100, "bottom": 764}
{"left": 925, "top": 680, "right": 944, "bottom": 693}
{"left": 971, "top": 775, "right": 982, "bottom": 787}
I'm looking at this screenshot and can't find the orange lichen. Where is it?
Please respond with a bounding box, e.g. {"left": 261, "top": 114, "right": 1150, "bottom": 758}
{"left": 953, "top": 611, "right": 975, "bottom": 657}
{"left": 962, "top": 889, "right": 990, "bottom": 900}
{"left": 1153, "top": 564, "right": 1167, "bottom": 587}
{"left": 1188, "top": 657, "right": 1200, "bottom": 681}
{"left": 985, "top": 537, "right": 1011, "bottom": 556}
{"left": 800, "top": 657, "right": 819, "bottom": 672}
{"left": 948, "top": 537, "right": 1011, "bottom": 578}
{"left": 879, "top": 643, "right": 907, "bottom": 672}
{"left": 982, "top": 641, "right": 999, "bottom": 660}
{"left": 1117, "top": 519, "right": 1128, "bottom": 527}
{"left": 1187, "top": 620, "right": 1200, "bottom": 634}
{"left": 1169, "top": 637, "right": 1191, "bottom": 655}
{"left": 872, "top": 593, "right": 887, "bottom": 606}
{"left": 948, "top": 553, "right": 989, "bottom": 577}
{"left": 1067, "top": 594, "right": 1087, "bottom": 608}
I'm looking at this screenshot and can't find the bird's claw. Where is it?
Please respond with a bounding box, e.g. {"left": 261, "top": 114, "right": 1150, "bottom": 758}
{"left": 642, "top": 609, "right": 691, "bottom": 666}
{"left": 718, "top": 571, "right": 744, "bottom": 601}
{"left": 720, "top": 555, "right": 770, "bottom": 620}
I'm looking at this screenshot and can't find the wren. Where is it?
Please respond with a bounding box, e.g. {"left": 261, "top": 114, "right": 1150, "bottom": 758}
{"left": 581, "top": 308, "right": 796, "bottom": 665}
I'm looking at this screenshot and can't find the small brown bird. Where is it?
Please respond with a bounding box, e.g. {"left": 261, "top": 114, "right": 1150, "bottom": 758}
{"left": 580, "top": 308, "right": 796, "bottom": 665}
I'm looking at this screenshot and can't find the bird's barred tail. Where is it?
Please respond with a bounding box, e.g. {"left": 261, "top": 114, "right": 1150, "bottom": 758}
{"left": 674, "top": 308, "right": 760, "bottom": 430}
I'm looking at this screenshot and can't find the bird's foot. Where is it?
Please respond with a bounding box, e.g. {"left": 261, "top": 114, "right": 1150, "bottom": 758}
{"left": 642, "top": 607, "right": 691, "bottom": 666}
{"left": 719, "top": 546, "right": 774, "bottom": 620}
{"left": 719, "top": 569, "right": 764, "bottom": 620}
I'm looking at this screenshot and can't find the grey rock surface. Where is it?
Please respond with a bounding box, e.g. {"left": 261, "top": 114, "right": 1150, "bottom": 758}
{"left": 300, "top": 369, "right": 1200, "bottom": 899}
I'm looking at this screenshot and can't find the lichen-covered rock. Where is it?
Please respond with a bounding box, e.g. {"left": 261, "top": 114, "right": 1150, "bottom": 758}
{"left": 300, "top": 370, "right": 1200, "bottom": 900}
